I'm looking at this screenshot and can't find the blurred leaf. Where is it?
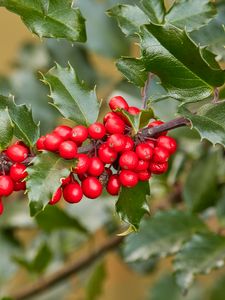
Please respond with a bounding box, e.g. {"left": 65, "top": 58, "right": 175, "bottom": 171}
{"left": 140, "top": 0, "right": 165, "bottom": 23}
{"left": 208, "top": 274, "right": 225, "bottom": 300}
{"left": 116, "top": 181, "right": 150, "bottom": 230}
{"left": 43, "top": 63, "right": 100, "bottom": 126}
{"left": 0, "top": 108, "right": 13, "bottom": 150}
{"left": 174, "top": 233, "right": 225, "bottom": 292}
{"left": 216, "top": 187, "right": 225, "bottom": 226}
{"left": 86, "top": 261, "right": 107, "bottom": 300}
{"left": 124, "top": 210, "right": 206, "bottom": 262}
{"left": 0, "top": 0, "right": 86, "bottom": 42}
{"left": 27, "top": 152, "right": 77, "bottom": 217}
{"left": 127, "top": 257, "right": 158, "bottom": 275}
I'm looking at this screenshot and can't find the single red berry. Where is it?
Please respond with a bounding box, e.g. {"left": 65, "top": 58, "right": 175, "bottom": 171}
{"left": 149, "top": 161, "right": 168, "bottom": 174}
{"left": 88, "top": 122, "right": 106, "bottom": 139}
{"left": 105, "top": 117, "right": 125, "bottom": 134}
{"left": 49, "top": 187, "right": 62, "bottom": 205}
{"left": 73, "top": 154, "right": 90, "bottom": 174}
{"left": 136, "top": 143, "right": 154, "bottom": 161}
{"left": 71, "top": 125, "right": 88, "bottom": 143}
{"left": 138, "top": 170, "right": 151, "bottom": 181}
{"left": 136, "top": 160, "right": 149, "bottom": 172}
{"left": 157, "top": 136, "right": 177, "bottom": 154}
{"left": 128, "top": 106, "right": 141, "bottom": 115}
{"left": 63, "top": 182, "right": 83, "bottom": 203}
{"left": 145, "top": 140, "right": 155, "bottom": 149}
{"left": 44, "top": 133, "right": 63, "bottom": 152}
{"left": 119, "top": 170, "right": 138, "bottom": 188}
{"left": 124, "top": 136, "right": 134, "bottom": 151}
{"left": 0, "top": 175, "right": 14, "bottom": 196}
{"left": 6, "top": 144, "right": 29, "bottom": 162}
{"left": 103, "top": 112, "right": 121, "bottom": 124}
{"left": 36, "top": 136, "right": 46, "bottom": 151}
{"left": 106, "top": 175, "right": 121, "bottom": 195}
{"left": 107, "top": 133, "right": 126, "bottom": 152}
{"left": 61, "top": 175, "right": 72, "bottom": 186}
{"left": 109, "top": 96, "right": 129, "bottom": 111}
{"left": 0, "top": 199, "right": 4, "bottom": 215}
{"left": 82, "top": 177, "right": 103, "bottom": 199}
{"left": 148, "top": 120, "right": 167, "bottom": 136}
{"left": 153, "top": 146, "right": 170, "bottom": 163}
{"left": 10, "top": 163, "right": 27, "bottom": 181}
{"left": 98, "top": 144, "right": 117, "bottom": 164}
{"left": 53, "top": 125, "right": 72, "bottom": 140}
{"left": 13, "top": 181, "right": 26, "bottom": 191}
{"left": 119, "top": 151, "right": 138, "bottom": 170}
{"left": 88, "top": 157, "right": 104, "bottom": 177}
{"left": 59, "top": 141, "right": 77, "bottom": 159}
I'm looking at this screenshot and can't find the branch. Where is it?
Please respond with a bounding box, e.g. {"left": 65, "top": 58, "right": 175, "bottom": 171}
{"left": 9, "top": 235, "right": 124, "bottom": 300}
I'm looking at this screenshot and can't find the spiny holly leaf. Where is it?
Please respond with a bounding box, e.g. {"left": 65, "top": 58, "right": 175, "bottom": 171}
{"left": 0, "top": 95, "right": 39, "bottom": 147}
{"left": 0, "top": 108, "right": 13, "bottom": 150}
{"left": 27, "top": 152, "right": 77, "bottom": 217}
{"left": 165, "top": 0, "right": 216, "bottom": 32}
{"left": 140, "top": 0, "right": 165, "bottom": 24}
{"left": 43, "top": 63, "right": 100, "bottom": 126}
{"left": 86, "top": 261, "right": 107, "bottom": 300}
{"left": 123, "top": 210, "right": 206, "bottom": 262}
{"left": 116, "top": 181, "right": 150, "bottom": 230}
{"left": 174, "top": 233, "right": 225, "bottom": 292}
{"left": 0, "top": 0, "right": 86, "bottom": 42}
{"left": 178, "top": 103, "right": 225, "bottom": 146}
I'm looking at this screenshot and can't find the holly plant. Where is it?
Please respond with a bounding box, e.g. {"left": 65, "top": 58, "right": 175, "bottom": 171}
{"left": 0, "top": 0, "right": 225, "bottom": 299}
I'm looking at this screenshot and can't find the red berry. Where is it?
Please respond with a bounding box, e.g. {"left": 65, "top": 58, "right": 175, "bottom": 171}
{"left": 106, "top": 175, "right": 121, "bottom": 195}
{"left": 149, "top": 162, "right": 168, "bottom": 174}
{"left": 145, "top": 140, "right": 155, "bottom": 149}
{"left": 0, "top": 199, "right": 4, "bottom": 215}
{"left": 44, "top": 133, "right": 63, "bottom": 152}
{"left": 148, "top": 120, "right": 167, "bottom": 136}
{"left": 88, "top": 122, "right": 106, "bottom": 139}
{"left": 49, "top": 188, "right": 62, "bottom": 205}
{"left": 59, "top": 141, "right": 77, "bottom": 159}
{"left": 107, "top": 134, "right": 126, "bottom": 152}
{"left": 63, "top": 182, "right": 83, "bottom": 203}
{"left": 10, "top": 163, "right": 27, "bottom": 181}
{"left": 136, "top": 160, "right": 149, "bottom": 172}
{"left": 109, "top": 96, "right": 129, "bottom": 111}
{"left": 98, "top": 144, "right": 117, "bottom": 164}
{"left": 71, "top": 125, "right": 88, "bottom": 143}
{"left": 53, "top": 125, "right": 72, "bottom": 140}
{"left": 128, "top": 106, "right": 141, "bottom": 115}
{"left": 157, "top": 136, "right": 177, "bottom": 154}
{"left": 124, "top": 136, "right": 134, "bottom": 151}
{"left": 78, "top": 173, "right": 88, "bottom": 181}
{"left": 103, "top": 112, "right": 121, "bottom": 124}
{"left": 105, "top": 117, "right": 125, "bottom": 134}
{"left": 88, "top": 157, "right": 104, "bottom": 176}
{"left": 119, "top": 151, "right": 138, "bottom": 170}
{"left": 136, "top": 143, "right": 154, "bottom": 161}
{"left": 119, "top": 170, "right": 138, "bottom": 188}
{"left": 13, "top": 181, "right": 26, "bottom": 191}
{"left": 138, "top": 170, "right": 151, "bottom": 181}
{"left": 82, "top": 177, "right": 103, "bottom": 199}
{"left": 0, "top": 175, "right": 14, "bottom": 196}
{"left": 73, "top": 154, "right": 90, "bottom": 174}
{"left": 6, "top": 144, "right": 29, "bottom": 162}
{"left": 153, "top": 147, "right": 170, "bottom": 163}
{"left": 36, "top": 136, "right": 46, "bottom": 151}
{"left": 61, "top": 175, "right": 72, "bottom": 186}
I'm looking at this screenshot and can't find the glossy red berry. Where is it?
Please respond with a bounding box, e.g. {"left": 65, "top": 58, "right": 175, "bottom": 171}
{"left": 148, "top": 120, "right": 167, "bottom": 136}
{"left": 138, "top": 170, "right": 151, "bottom": 181}
{"left": 73, "top": 154, "right": 90, "bottom": 174}
{"left": 153, "top": 146, "right": 170, "bottom": 163}
{"left": 44, "top": 133, "right": 63, "bottom": 152}
{"left": 63, "top": 182, "right": 83, "bottom": 203}
{"left": 136, "top": 143, "right": 154, "bottom": 161}
{"left": 13, "top": 181, "right": 26, "bottom": 191}
{"left": 0, "top": 199, "right": 4, "bottom": 215}
{"left": 107, "top": 134, "right": 126, "bottom": 152}
{"left": 105, "top": 117, "right": 125, "bottom": 134}
{"left": 109, "top": 96, "right": 129, "bottom": 111}
{"left": 71, "top": 125, "right": 88, "bottom": 143}
{"left": 136, "top": 160, "right": 149, "bottom": 172}
{"left": 53, "top": 125, "right": 72, "bottom": 140}
{"left": 88, "top": 122, "right": 106, "bottom": 139}
{"left": 0, "top": 175, "right": 14, "bottom": 196}
{"left": 128, "top": 106, "right": 141, "bottom": 115}
{"left": 82, "top": 177, "right": 103, "bottom": 199}
{"left": 145, "top": 140, "right": 155, "bottom": 149}
{"left": 59, "top": 141, "right": 77, "bottom": 159}
{"left": 149, "top": 161, "right": 168, "bottom": 174}
{"left": 106, "top": 175, "right": 121, "bottom": 195}
{"left": 36, "top": 136, "right": 46, "bottom": 151}
{"left": 119, "top": 151, "right": 138, "bottom": 170}
{"left": 124, "top": 136, "right": 134, "bottom": 151}
{"left": 88, "top": 157, "right": 104, "bottom": 176}
{"left": 10, "top": 163, "right": 27, "bottom": 181}
{"left": 157, "top": 136, "right": 177, "bottom": 154}
{"left": 6, "top": 144, "right": 29, "bottom": 162}
{"left": 98, "top": 144, "right": 117, "bottom": 164}
{"left": 49, "top": 188, "right": 62, "bottom": 205}
{"left": 61, "top": 175, "right": 72, "bottom": 186}
{"left": 119, "top": 170, "right": 138, "bottom": 188}
{"left": 103, "top": 112, "right": 121, "bottom": 124}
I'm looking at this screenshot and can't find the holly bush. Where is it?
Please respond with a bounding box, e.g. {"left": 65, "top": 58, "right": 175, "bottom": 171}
{"left": 0, "top": 0, "right": 225, "bottom": 299}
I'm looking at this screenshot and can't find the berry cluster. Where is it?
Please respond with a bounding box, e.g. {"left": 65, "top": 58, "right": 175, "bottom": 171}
{"left": 36, "top": 96, "right": 177, "bottom": 206}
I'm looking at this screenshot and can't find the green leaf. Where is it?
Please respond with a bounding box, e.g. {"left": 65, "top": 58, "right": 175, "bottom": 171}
{"left": 0, "top": 108, "right": 13, "bottom": 150}
{"left": 174, "top": 233, "right": 225, "bottom": 292}
{"left": 178, "top": 103, "right": 225, "bottom": 146}
{"left": 208, "top": 274, "right": 225, "bottom": 300}
{"left": 26, "top": 151, "right": 77, "bottom": 217}
{"left": 86, "top": 261, "right": 107, "bottom": 300}
{"left": 0, "top": 95, "right": 39, "bottom": 147}
{"left": 216, "top": 187, "right": 225, "bottom": 226}
{"left": 140, "top": 0, "right": 165, "bottom": 24}
{"left": 0, "top": 0, "right": 86, "bottom": 42}
{"left": 123, "top": 210, "right": 206, "bottom": 262}
{"left": 139, "top": 23, "right": 225, "bottom": 101}
{"left": 36, "top": 205, "right": 88, "bottom": 234}
{"left": 165, "top": 0, "right": 216, "bottom": 32}
{"left": 183, "top": 151, "right": 218, "bottom": 213}
{"left": 43, "top": 63, "right": 100, "bottom": 126}
{"left": 116, "top": 181, "right": 150, "bottom": 230}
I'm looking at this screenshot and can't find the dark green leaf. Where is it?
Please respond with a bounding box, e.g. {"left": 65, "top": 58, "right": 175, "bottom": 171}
{"left": 116, "top": 181, "right": 150, "bottom": 230}
{"left": 124, "top": 210, "right": 206, "bottom": 262}
{"left": 140, "top": 0, "right": 165, "bottom": 24}
{"left": 43, "top": 63, "right": 100, "bottom": 126}
{"left": 27, "top": 152, "right": 77, "bottom": 217}
{"left": 86, "top": 261, "right": 107, "bottom": 300}
{"left": 0, "top": 108, "right": 13, "bottom": 150}
{"left": 216, "top": 187, "right": 225, "bottom": 226}
{"left": 0, "top": 0, "right": 86, "bottom": 42}
{"left": 174, "top": 233, "right": 225, "bottom": 292}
